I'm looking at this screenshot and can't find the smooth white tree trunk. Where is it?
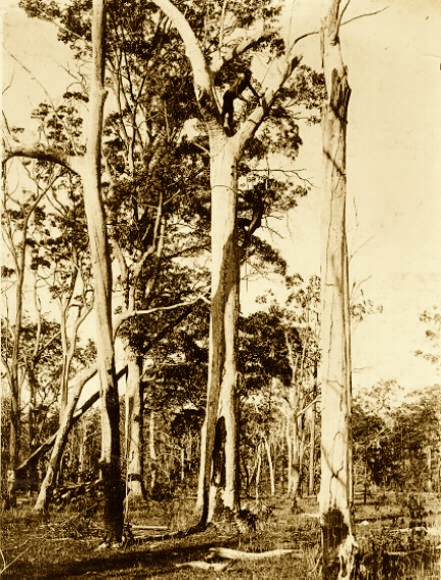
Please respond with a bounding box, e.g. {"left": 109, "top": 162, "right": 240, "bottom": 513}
{"left": 318, "top": 1, "right": 357, "bottom": 577}
{"left": 197, "top": 131, "right": 240, "bottom": 524}
{"left": 82, "top": 0, "right": 123, "bottom": 542}
{"left": 263, "top": 436, "right": 275, "bottom": 496}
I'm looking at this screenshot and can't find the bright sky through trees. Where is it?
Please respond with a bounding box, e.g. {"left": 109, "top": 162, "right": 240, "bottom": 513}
{"left": 2, "top": 0, "right": 441, "bottom": 391}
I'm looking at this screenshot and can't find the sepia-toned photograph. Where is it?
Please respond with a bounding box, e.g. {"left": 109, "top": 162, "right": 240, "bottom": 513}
{"left": 2, "top": 0, "right": 440, "bottom": 577}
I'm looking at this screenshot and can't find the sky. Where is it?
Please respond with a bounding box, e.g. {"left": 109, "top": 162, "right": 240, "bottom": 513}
{"left": 2, "top": 0, "right": 441, "bottom": 392}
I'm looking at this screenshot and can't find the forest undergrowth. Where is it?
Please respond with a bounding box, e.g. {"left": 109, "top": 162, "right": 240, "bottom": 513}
{"left": 1, "top": 493, "right": 440, "bottom": 578}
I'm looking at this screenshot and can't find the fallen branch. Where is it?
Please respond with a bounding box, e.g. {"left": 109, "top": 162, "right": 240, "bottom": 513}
{"left": 175, "top": 561, "right": 231, "bottom": 571}
{"left": 208, "top": 546, "right": 299, "bottom": 561}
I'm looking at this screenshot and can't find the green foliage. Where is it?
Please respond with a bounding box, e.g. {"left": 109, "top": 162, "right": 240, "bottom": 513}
{"left": 239, "top": 310, "right": 299, "bottom": 390}
{"left": 353, "top": 383, "right": 441, "bottom": 492}
{"left": 30, "top": 93, "right": 86, "bottom": 155}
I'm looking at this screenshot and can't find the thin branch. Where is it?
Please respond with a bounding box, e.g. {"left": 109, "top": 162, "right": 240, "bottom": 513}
{"left": 337, "top": 0, "right": 352, "bottom": 30}
{"left": 112, "top": 296, "right": 208, "bottom": 336}
{"left": 211, "top": 23, "right": 270, "bottom": 74}
{"left": 3, "top": 145, "right": 82, "bottom": 175}
{"left": 6, "top": 52, "right": 83, "bottom": 156}
{"left": 342, "top": 7, "right": 388, "bottom": 28}
{"left": 297, "top": 395, "right": 321, "bottom": 418}
{"left": 218, "top": 0, "right": 228, "bottom": 54}
{"left": 290, "top": 6, "right": 388, "bottom": 49}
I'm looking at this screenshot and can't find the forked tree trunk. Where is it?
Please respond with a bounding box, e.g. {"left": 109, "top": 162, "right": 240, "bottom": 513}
{"left": 150, "top": 0, "right": 302, "bottom": 529}
{"left": 83, "top": 0, "right": 123, "bottom": 543}
{"left": 319, "top": 1, "right": 357, "bottom": 577}
{"left": 198, "top": 131, "right": 240, "bottom": 524}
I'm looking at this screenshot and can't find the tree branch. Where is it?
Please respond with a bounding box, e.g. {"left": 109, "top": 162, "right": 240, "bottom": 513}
{"left": 3, "top": 145, "right": 83, "bottom": 175}
{"left": 150, "top": 0, "right": 212, "bottom": 103}
{"left": 112, "top": 296, "right": 209, "bottom": 336}
{"left": 15, "top": 365, "right": 128, "bottom": 476}
{"left": 233, "top": 55, "right": 303, "bottom": 150}
{"left": 210, "top": 23, "right": 271, "bottom": 74}
{"left": 289, "top": 6, "right": 388, "bottom": 49}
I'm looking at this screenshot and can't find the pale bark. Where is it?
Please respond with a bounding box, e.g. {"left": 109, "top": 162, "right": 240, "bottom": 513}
{"left": 308, "top": 394, "right": 317, "bottom": 496}
{"left": 151, "top": 0, "right": 302, "bottom": 528}
{"left": 7, "top": 215, "right": 27, "bottom": 506}
{"left": 285, "top": 333, "right": 305, "bottom": 501}
{"left": 263, "top": 435, "right": 275, "bottom": 496}
{"left": 148, "top": 411, "right": 157, "bottom": 491}
{"left": 255, "top": 443, "right": 262, "bottom": 502}
{"left": 2, "top": 0, "right": 122, "bottom": 538}
{"left": 33, "top": 365, "right": 92, "bottom": 512}
{"left": 3, "top": 146, "right": 81, "bottom": 175}
{"left": 209, "top": 547, "right": 298, "bottom": 560}
{"left": 198, "top": 133, "right": 240, "bottom": 523}
{"left": 83, "top": 0, "right": 123, "bottom": 543}
{"left": 124, "top": 352, "right": 145, "bottom": 501}
{"left": 16, "top": 366, "right": 127, "bottom": 478}
{"left": 2, "top": 181, "right": 48, "bottom": 507}
{"left": 318, "top": 1, "right": 357, "bottom": 577}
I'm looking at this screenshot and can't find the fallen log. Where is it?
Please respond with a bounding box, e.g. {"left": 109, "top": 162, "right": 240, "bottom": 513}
{"left": 131, "top": 524, "right": 168, "bottom": 531}
{"left": 208, "top": 547, "right": 299, "bottom": 561}
{"left": 175, "top": 561, "right": 231, "bottom": 571}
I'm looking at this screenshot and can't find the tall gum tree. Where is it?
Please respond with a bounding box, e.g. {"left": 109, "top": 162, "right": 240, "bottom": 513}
{"left": 101, "top": 6, "right": 204, "bottom": 503}
{"left": 150, "top": 0, "right": 305, "bottom": 526}
{"left": 4, "top": 0, "right": 124, "bottom": 542}
{"left": 318, "top": 0, "right": 357, "bottom": 576}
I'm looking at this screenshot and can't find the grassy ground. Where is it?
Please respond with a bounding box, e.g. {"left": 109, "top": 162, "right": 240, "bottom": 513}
{"left": 1, "top": 493, "right": 440, "bottom": 578}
